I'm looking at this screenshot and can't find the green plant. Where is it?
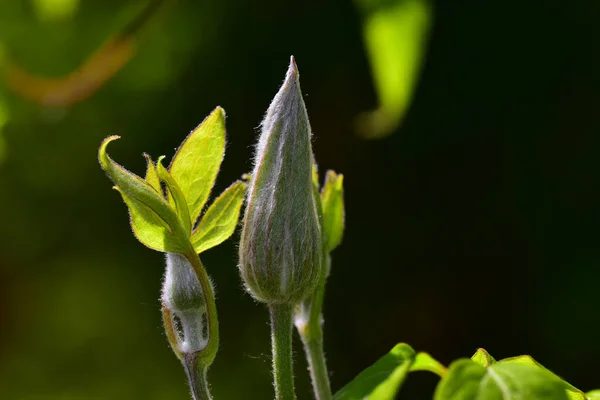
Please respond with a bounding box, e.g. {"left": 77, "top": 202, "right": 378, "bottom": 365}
{"left": 99, "top": 59, "right": 599, "bottom": 399}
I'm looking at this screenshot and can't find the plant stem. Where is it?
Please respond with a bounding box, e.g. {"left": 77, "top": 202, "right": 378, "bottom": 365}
{"left": 184, "top": 353, "right": 212, "bottom": 400}
{"left": 184, "top": 250, "right": 219, "bottom": 365}
{"left": 295, "top": 255, "right": 332, "bottom": 400}
{"left": 269, "top": 303, "right": 296, "bottom": 400}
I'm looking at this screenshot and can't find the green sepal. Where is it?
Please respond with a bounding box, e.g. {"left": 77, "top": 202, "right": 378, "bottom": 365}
{"left": 471, "top": 348, "right": 496, "bottom": 367}
{"left": 157, "top": 157, "right": 192, "bottom": 235}
{"left": 434, "top": 358, "right": 569, "bottom": 400}
{"left": 98, "top": 136, "right": 188, "bottom": 252}
{"left": 333, "top": 343, "right": 416, "bottom": 400}
{"left": 321, "top": 170, "right": 345, "bottom": 252}
{"left": 169, "top": 106, "right": 226, "bottom": 227}
{"left": 499, "top": 355, "right": 585, "bottom": 399}
{"left": 191, "top": 180, "right": 247, "bottom": 254}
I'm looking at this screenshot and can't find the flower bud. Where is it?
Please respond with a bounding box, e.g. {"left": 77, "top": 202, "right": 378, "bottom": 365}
{"left": 239, "top": 57, "right": 322, "bottom": 305}
{"left": 162, "top": 252, "right": 207, "bottom": 353}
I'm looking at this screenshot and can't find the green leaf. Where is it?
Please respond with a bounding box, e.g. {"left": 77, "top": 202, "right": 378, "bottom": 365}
{"left": 333, "top": 343, "right": 415, "bottom": 400}
{"left": 157, "top": 157, "right": 192, "bottom": 235}
{"left": 169, "top": 107, "right": 226, "bottom": 226}
{"left": 321, "top": 170, "right": 345, "bottom": 252}
{"left": 143, "top": 153, "right": 161, "bottom": 192}
{"left": 410, "top": 352, "right": 447, "bottom": 377}
{"left": 586, "top": 390, "right": 600, "bottom": 399}
{"left": 499, "top": 355, "right": 585, "bottom": 399}
{"left": 191, "top": 180, "right": 247, "bottom": 254}
{"left": 114, "top": 188, "right": 186, "bottom": 253}
{"left": 471, "top": 348, "right": 496, "bottom": 367}
{"left": 434, "top": 359, "right": 569, "bottom": 400}
{"left": 98, "top": 136, "right": 189, "bottom": 252}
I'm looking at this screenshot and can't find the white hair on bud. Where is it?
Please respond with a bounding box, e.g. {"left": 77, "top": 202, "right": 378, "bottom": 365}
{"left": 162, "top": 253, "right": 208, "bottom": 353}
{"left": 239, "top": 56, "right": 322, "bottom": 305}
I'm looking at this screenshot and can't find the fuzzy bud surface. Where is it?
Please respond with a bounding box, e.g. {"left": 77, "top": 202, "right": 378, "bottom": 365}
{"left": 239, "top": 57, "right": 322, "bottom": 305}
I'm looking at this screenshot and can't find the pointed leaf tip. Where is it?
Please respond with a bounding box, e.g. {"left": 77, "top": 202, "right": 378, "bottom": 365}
{"left": 143, "top": 153, "right": 161, "bottom": 192}
{"left": 168, "top": 108, "right": 226, "bottom": 227}
{"left": 157, "top": 157, "right": 192, "bottom": 235}
{"left": 98, "top": 135, "right": 120, "bottom": 170}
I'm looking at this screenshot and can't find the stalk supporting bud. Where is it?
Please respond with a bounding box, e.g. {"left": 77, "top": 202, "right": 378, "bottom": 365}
{"left": 239, "top": 56, "right": 322, "bottom": 305}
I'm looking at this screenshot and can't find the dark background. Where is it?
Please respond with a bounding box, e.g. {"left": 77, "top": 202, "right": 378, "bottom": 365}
{"left": 1, "top": 0, "right": 599, "bottom": 398}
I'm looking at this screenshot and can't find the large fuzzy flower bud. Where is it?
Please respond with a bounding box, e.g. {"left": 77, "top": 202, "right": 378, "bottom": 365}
{"left": 239, "top": 57, "right": 322, "bottom": 305}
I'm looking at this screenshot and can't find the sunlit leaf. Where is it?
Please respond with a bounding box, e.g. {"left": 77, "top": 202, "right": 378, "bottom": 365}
{"left": 191, "top": 181, "right": 247, "bottom": 254}
{"left": 321, "top": 170, "right": 345, "bottom": 252}
{"left": 169, "top": 107, "right": 226, "bottom": 226}
{"left": 410, "top": 352, "right": 447, "bottom": 377}
{"left": 157, "top": 157, "right": 192, "bottom": 235}
{"left": 333, "top": 343, "right": 415, "bottom": 400}
{"left": 471, "top": 348, "right": 496, "bottom": 367}
{"left": 114, "top": 187, "right": 185, "bottom": 252}
{"left": 434, "top": 359, "right": 569, "bottom": 400}
{"left": 98, "top": 136, "right": 188, "bottom": 252}
{"left": 499, "top": 355, "right": 585, "bottom": 399}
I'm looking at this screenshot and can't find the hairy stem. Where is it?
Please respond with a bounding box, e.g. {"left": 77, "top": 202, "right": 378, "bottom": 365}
{"left": 184, "top": 353, "right": 212, "bottom": 400}
{"left": 295, "top": 255, "right": 332, "bottom": 400}
{"left": 270, "top": 303, "right": 296, "bottom": 400}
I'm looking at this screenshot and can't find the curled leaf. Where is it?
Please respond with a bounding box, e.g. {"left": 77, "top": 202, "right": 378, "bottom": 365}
{"left": 98, "top": 136, "right": 189, "bottom": 252}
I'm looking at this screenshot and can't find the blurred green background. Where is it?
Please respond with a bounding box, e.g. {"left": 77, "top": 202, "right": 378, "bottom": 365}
{"left": 1, "top": 0, "right": 600, "bottom": 398}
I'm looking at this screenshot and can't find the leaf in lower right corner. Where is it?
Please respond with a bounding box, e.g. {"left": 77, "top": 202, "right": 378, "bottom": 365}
{"left": 434, "top": 359, "right": 569, "bottom": 400}
{"left": 498, "top": 355, "right": 586, "bottom": 399}
{"left": 333, "top": 343, "right": 416, "bottom": 400}
{"left": 586, "top": 390, "right": 600, "bottom": 399}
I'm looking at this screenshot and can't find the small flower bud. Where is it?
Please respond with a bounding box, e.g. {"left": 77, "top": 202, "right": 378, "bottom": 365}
{"left": 239, "top": 56, "right": 322, "bottom": 305}
{"left": 162, "top": 252, "right": 207, "bottom": 353}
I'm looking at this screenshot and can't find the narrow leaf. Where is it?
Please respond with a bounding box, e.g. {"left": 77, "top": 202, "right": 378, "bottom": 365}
{"left": 321, "top": 170, "right": 345, "bottom": 252}
{"left": 98, "top": 136, "right": 188, "bottom": 251}
{"left": 191, "top": 181, "right": 247, "bottom": 254}
{"left": 333, "top": 343, "right": 416, "bottom": 400}
{"left": 471, "top": 348, "right": 496, "bottom": 367}
{"left": 157, "top": 157, "right": 192, "bottom": 235}
{"left": 410, "top": 352, "right": 447, "bottom": 377}
{"left": 169, "top": 107, "right": 226, "bottom": 226}
{"left": 434, "top": 359, "right": 569, "bottom": 400}
{"left": 144, "top": 153, "right": 161, "bottom": 192}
